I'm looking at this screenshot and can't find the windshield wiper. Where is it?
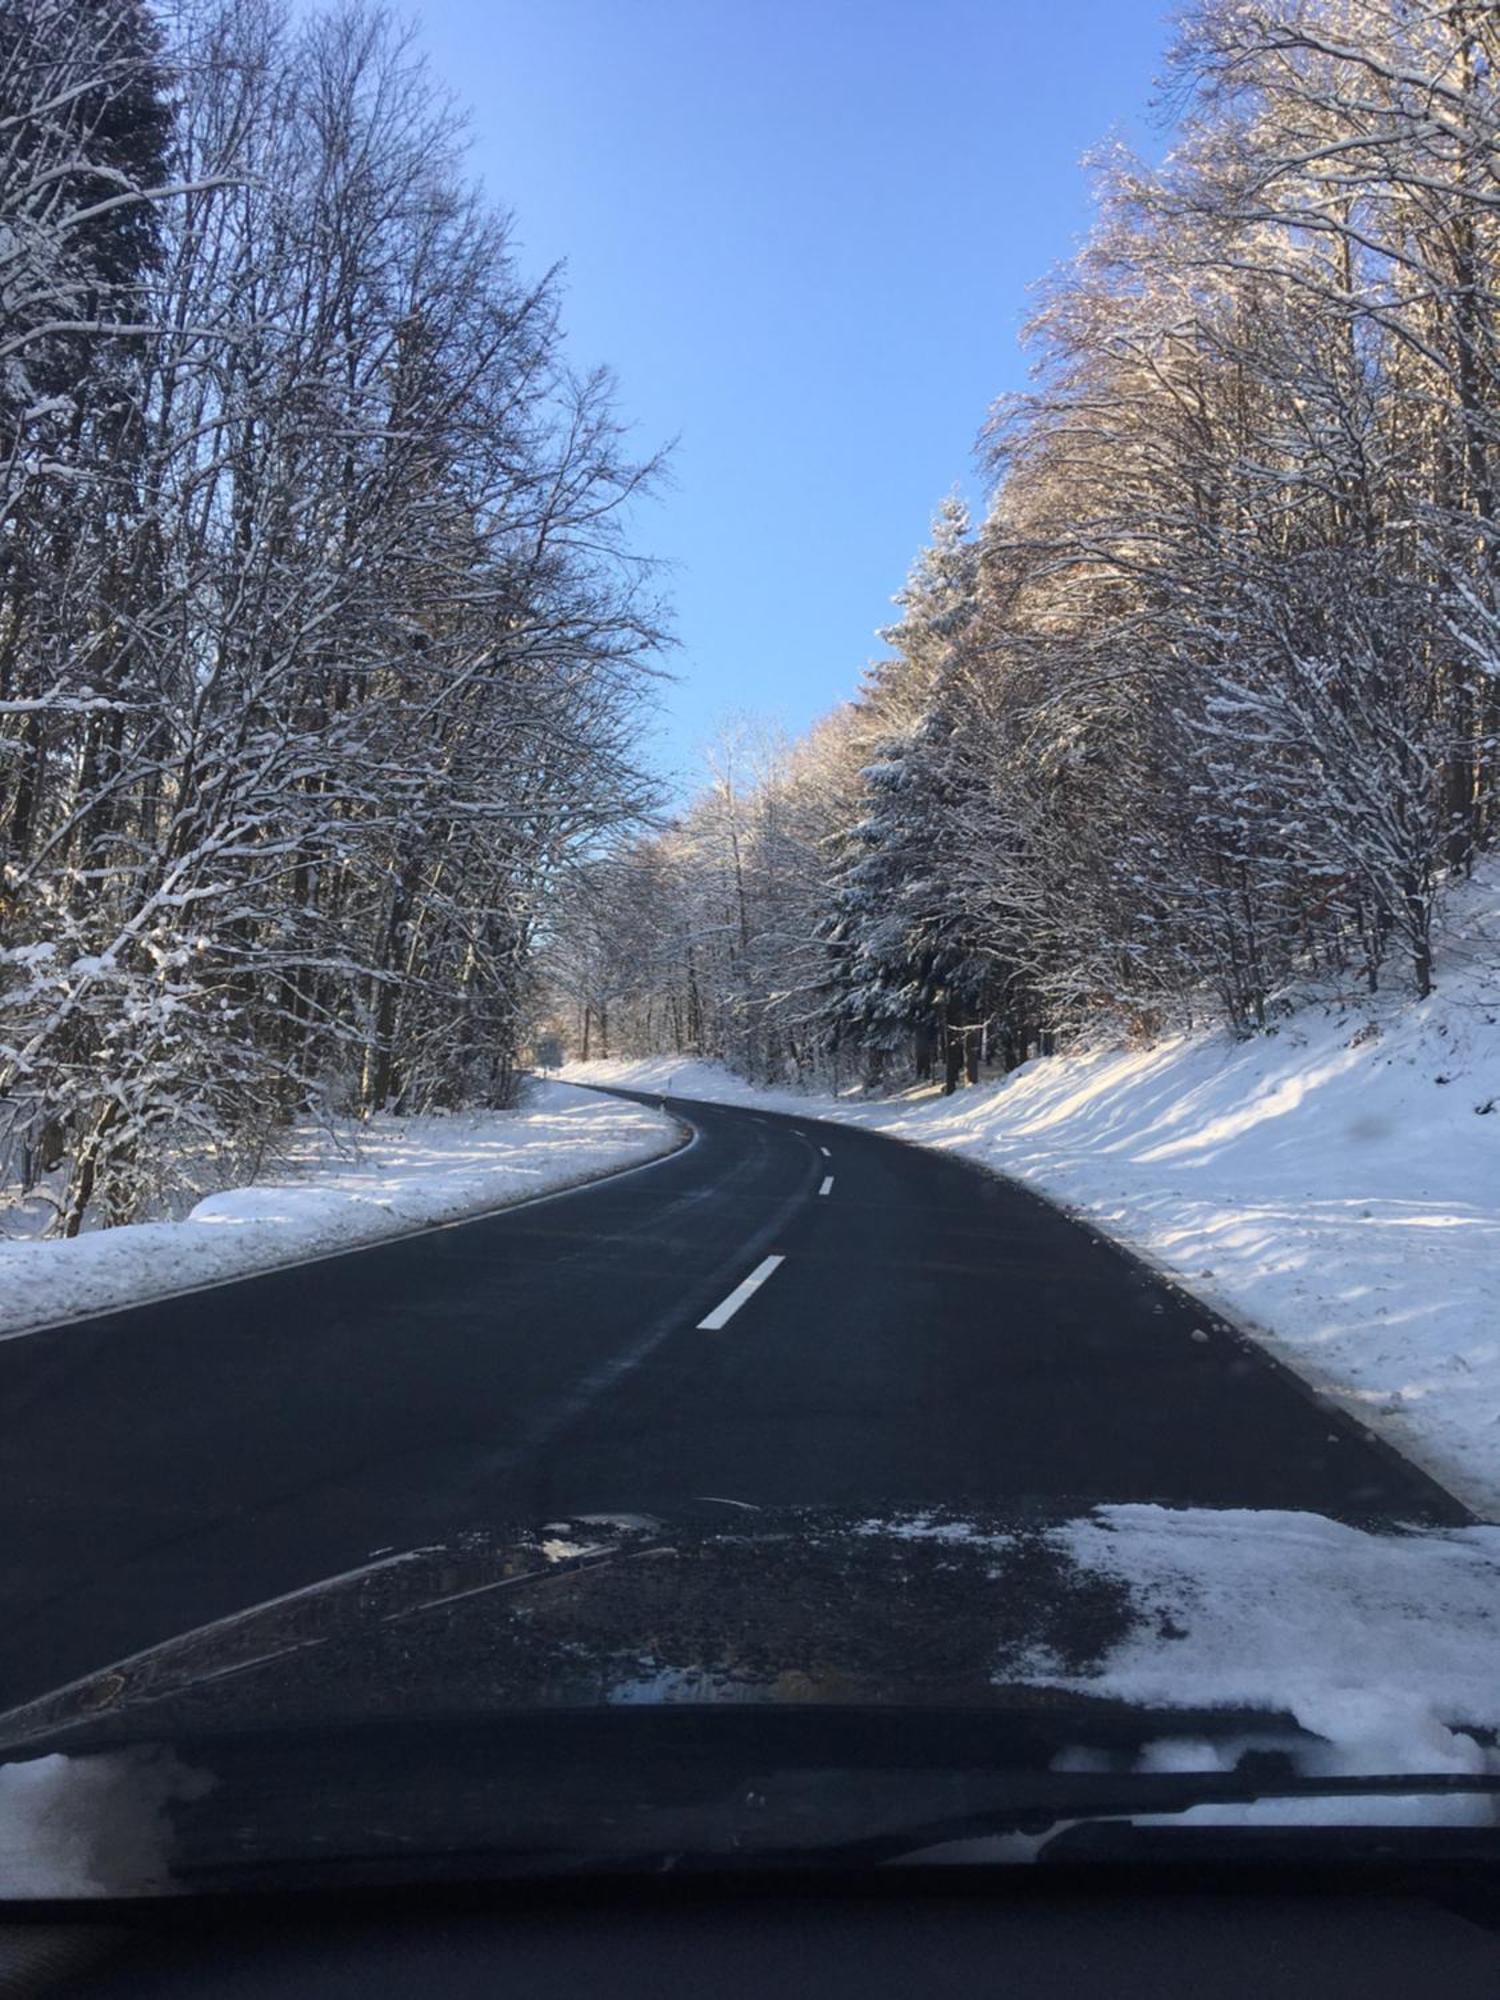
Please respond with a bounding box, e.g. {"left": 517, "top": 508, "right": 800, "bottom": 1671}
{"left": 243, "top": 1768, "right": 1500, "bottom": 1886}
{"left": 727, "top": 1770, "right": 1500, "bottom": 1870}
{"left": 485, "top": 1769, "right": 1500, "bottom": 1877}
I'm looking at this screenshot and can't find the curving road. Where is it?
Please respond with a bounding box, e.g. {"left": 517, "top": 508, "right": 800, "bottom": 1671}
{"left": 0, "top": 1086, "right": 1466, "bottom": 1707}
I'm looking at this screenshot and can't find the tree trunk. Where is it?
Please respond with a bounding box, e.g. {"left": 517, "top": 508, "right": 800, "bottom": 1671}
{"left": 60, "top": 1100, "right": 121, "bottom": 1239}
{"left": 914, "top": 1022, "right": 935, "bottom": 1082}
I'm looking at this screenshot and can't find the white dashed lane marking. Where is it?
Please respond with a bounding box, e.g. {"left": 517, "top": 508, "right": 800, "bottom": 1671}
{"left": 697, "top": 1255, "right": 787, "bottom": 1331}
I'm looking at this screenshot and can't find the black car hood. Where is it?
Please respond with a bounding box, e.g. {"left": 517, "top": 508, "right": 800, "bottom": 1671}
{"left": 5, "top": 1499, "right": 1500, "bottom": 1755}
{"left": 5, "top": 1505, "right": 1500, "bottom": 1897}
{"left": 0, "top": 1505, "right": 1145, "bottom": 1750}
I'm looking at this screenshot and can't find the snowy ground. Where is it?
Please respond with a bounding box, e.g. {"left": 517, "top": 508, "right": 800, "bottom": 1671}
{"left": 566, "top": 866, "right": 1500, "bottom": 1519}
{"left": 0, "top": 1082, "right": 682, "bottom": 1340}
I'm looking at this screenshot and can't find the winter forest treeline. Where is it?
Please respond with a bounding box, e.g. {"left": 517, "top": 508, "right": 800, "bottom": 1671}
{"left": 8, "top": 0, "right": 1500, "bottom": 1238}
{"left": 0, "top": 0, "right": 666, "bottom": 1232}
{"left": 551, "top": 0, "right": 1500, "bottom": 1093}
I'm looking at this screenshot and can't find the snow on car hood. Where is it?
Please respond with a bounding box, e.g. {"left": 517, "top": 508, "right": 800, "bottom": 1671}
{"left": 1031, "top": 1504, "right": 1500, "bottom": 1769}
{"left": 3, "top": 1504, "right": 1499, "bottom": 1764}
{"left": 5, "top": 1505, "right": 1500, "bottom": 1896}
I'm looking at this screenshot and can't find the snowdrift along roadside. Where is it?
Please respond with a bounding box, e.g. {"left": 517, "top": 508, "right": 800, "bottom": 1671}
{"left": 566, "top": 869, "right": 1500, "bottom": 1519}
{"left": 0, "top": 1082, "right": 683, "bottom": 1340}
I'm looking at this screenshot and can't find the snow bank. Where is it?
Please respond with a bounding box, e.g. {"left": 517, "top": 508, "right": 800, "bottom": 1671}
{"left": 565, "top": 865, "right": 1500, "bottom": 1516}
{"left": 0, "top": 1083, "right": 682, "bottom": 1339}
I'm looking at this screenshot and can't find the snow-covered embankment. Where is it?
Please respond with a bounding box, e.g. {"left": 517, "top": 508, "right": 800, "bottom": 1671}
{"left": 0, "top": 1082, "right": 683, "bottom": 1340}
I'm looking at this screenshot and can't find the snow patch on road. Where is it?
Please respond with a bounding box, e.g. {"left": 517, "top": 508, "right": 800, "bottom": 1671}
{"left": 565, "top": 863, "right": 1500, "bottom": 1516}
{"left": 0, "top": 1082, "right": 682, "bottom": 1338}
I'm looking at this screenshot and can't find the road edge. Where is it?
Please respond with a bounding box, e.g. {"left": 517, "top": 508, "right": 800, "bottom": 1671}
{"left": 0, "top": 1107, "right": 694, "bottom": 1346}
{"left": 585, "top": 1079, "right": 1483, "bottom": 1527}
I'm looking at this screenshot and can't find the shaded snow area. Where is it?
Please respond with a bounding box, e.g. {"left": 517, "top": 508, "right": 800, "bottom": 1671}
{"left": 1036, "top": 1506, "right": 1500, "bottom": 1832}
{"left": 566, "top": 861, "right": 1500, "bottom": 1517}
{"left": 890, "top": 1505, "right": 1500, "bottom": 1850}
{"left": 1041, "top": 1507, "right": 1500, "bottom": 1771}
{"left": 0, "top": 1082, "right": 681, "bottom": 1339}
{"left": 0, "top": 1747, "right": 211, "bottom": 1897}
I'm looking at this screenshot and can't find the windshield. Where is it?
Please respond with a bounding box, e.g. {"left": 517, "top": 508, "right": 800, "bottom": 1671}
{"left": 2, "top": 0, "right": 1500, "bottom": 1905}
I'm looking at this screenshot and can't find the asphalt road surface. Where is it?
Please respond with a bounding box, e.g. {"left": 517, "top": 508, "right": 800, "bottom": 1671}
{"left": 0, "top": 1087, "right": 1467, "bottom": 1708}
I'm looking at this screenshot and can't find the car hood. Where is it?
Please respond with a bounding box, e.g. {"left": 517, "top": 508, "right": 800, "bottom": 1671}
{"left": 5, "top": 1503, "right": 1500, "bottom": 1897}
{"left": 4, "top": 1501, "right": 1500, "bottom": 1753}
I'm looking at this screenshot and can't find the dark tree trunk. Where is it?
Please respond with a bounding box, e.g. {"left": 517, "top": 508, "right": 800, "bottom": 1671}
{"left": 914, "top": 1021, "right": 935, "bottom": 1082}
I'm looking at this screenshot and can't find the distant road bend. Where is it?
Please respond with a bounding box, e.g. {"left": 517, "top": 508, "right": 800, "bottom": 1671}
{"left": 0, "top": 1085, "right": 1466, "bottom": 1708}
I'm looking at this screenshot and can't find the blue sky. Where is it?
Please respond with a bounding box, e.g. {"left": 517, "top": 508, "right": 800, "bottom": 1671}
{"left": 412, "top": 0, "right": 1179, "bottom": 794}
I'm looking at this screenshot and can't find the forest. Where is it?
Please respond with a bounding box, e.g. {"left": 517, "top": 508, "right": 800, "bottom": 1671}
{"left": 0, "top": 0, "right": 667, "bottom": 1232}
{"left": 549, "top": 0, "right": 1500, "bottom": 1094}
{"left": 5, "top": 0, "right": 1500, "bottom": 1236}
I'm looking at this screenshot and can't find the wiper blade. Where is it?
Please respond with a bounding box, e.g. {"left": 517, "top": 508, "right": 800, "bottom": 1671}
{"left": 315, "top": 1773, "right": 1500, "bottom": 1884}
{"left": 781, "top": 1770, "right": 1500, "bottom": 1869}
{"left": 294, "top": 1771, "right": 1500, "bottom": 1878}
{"left": 133, "top": 1763, "right": 1500, "bottom": 1898}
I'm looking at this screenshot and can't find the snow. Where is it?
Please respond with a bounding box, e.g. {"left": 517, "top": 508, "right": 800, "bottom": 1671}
{"left": 862, "top": 1502, "right": 1500, "bottom": 1758}
{"left": 564, "top": 861, "right": 1500, "bottom": 1517}
{"left": 1038, "top": 1505, "right": 1500, "bottom": 1835}
{"left": 0, "top": 1083, "right": 682, "bottom": 1340}
{"left": 895, "top": 1503, "right": 1500, "bottom": 1851}
{"left": 1036, "top": 1505, "right": 1500, "bottom": 1764}
{"left": 0, "top": 1748, "right": 211, "bottom": 1898}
